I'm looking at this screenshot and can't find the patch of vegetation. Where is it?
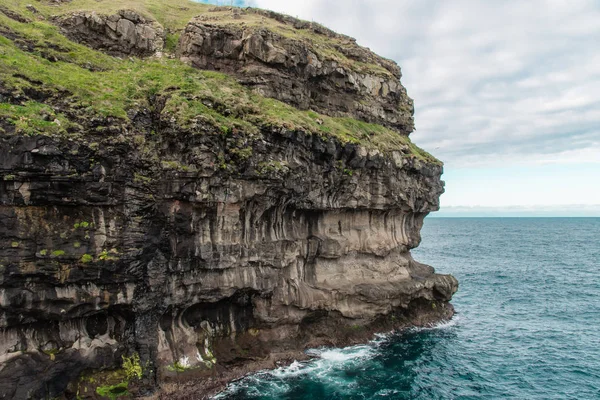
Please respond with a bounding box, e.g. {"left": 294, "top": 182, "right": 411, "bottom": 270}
{"left": 77, "top": 353, "right": 142, "bottom": 400}
{"left": 0, "top": 102, "right": 70, "bottom": 136}
{"left": 350, "top": 324, "right": 364, "bottom": 331}
{"left": 165, "top": 33, "right": 180, "bottom": 53}
{"left": 51, "top": 250, "right": 66, "bottom": 257}
{"left": 96, "top": 382, "right": 129, "bottom": 400}
{"left": 122, "top": 353, "right": 143, "bottom": 380}
{"left": 256, "top": 160, "right": 290, "bottom": 177}
{"left": 80, "top": 254, "right": 93, "bottom": 264}
{"left": 134, "top": 173, "right": 153, "bottom": 185}
{"left": 3, "top": 174, "right": 15, "bottom": 181}
{"left": 98, "top": 248, "right": 120, "bottom": 262}
{"left": 161, "top": 160, "right": 191, "bottom": 172}
{"left": 42, "top": 348, "right": 60, "bottom": 361}
{"left": 10, "top": 242, "right": 19, "bottom": 248}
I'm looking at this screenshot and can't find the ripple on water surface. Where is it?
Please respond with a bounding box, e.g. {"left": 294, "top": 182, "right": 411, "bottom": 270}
{"left": 215, "top": 218, "right": 600, "bottom": 399}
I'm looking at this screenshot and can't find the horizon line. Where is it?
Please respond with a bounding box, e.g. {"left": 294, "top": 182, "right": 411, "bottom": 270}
{"left": 428, "top": 215, "right": 600, "bottom": 218}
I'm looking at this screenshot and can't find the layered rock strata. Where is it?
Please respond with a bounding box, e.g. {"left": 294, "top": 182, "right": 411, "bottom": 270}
{"left": 178, "top": 8, "right": 415, "bottom": 134}
{"left": 0, "top": 125, "right": 457, "bottom": 398}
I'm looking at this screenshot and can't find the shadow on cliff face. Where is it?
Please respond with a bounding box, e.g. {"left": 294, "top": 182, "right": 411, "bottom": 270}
{"left": 158, "top": 289, "right": 267, "bottom": 369}
{"left": 0, "top": 308, "right": 134, "bottom": 399}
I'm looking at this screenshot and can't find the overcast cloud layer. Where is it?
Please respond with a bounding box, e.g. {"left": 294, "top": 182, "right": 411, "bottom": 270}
{"left": 244, "top": 0, "right": 600, "bottom": 168}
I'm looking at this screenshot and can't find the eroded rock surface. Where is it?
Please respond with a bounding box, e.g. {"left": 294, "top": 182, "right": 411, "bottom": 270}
{"left": 178, "top": 9, "right": 415, "bottom": 134}
{"left": 0, "top": 123, "right": 456, "bottom": 398}
{"left": 58, "top": 10, "right": 165, "bottom": 56}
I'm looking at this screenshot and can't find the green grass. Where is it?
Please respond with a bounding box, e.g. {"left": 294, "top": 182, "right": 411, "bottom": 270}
{"left": 7, "top": 0, "right": 211, "bottom": 33}
{"left": 0, "top": 1, "right": 440, "bottom": 165}
{"left": 0, "top": 102, "right": 71, "bottom": 136}
{"left": 96, "top": 382, "right": 129, "bottom": 400}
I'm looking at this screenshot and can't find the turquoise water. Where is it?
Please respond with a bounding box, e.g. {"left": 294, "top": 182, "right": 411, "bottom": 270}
{"left": 216, "top": 218, "right": 600, "bottom": 399}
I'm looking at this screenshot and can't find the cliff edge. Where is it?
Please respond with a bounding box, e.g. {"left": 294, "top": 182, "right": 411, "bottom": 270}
{"left": 0, "top": 1, "right": 457, "bottom": 399}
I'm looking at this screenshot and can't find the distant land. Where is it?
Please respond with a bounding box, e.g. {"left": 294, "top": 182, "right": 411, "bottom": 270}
{"left": 432, "top": 205, "right": 600, "bottom": 218}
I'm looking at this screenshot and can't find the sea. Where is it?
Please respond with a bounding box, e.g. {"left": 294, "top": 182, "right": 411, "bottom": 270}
{"left": 215, "top": 218, "right": 600, "bottom": 399}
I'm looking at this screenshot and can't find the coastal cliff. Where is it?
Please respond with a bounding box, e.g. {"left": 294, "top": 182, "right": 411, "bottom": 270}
{"left": 0, "top": 1, "right": 458, "bottom": 399}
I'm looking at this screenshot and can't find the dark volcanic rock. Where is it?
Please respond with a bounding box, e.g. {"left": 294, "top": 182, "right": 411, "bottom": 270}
{"left": 0, "top": 122, "right": 456, "bottom": 399}
{"left": 177, "top": 9, "right": 415, "bottom": 134}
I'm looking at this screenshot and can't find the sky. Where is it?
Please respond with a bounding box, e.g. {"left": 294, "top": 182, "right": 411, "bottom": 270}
{"left": 197, "top": 0, "right": 600, "bottom": 216}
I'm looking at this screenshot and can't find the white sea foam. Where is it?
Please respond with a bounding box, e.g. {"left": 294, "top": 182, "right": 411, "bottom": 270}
{"left": 214, "top": 319, "right": 461, "bottom": 398}
{"left": 214, "top": 340, "right": 382, "bottom": 398}
{"left": 307, "top": 343, "right": 374, "bottom": 362}
{"left": 375, "top": 388, "right": 400, "bottom": 397}
{"left": 410, "top": 315, "right": 462, "bottom": 332}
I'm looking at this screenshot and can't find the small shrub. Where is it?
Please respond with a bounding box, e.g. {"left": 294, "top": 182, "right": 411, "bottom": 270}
{"left": 134, "top": 173, "right": 153, "bottom": 185}
{"left": 98, "top": 249, "right": 119, "bottom": 261}
{"left": 122, "top": 353, "right": 143, "bottom": 380}
{"left": 73, "top": 221, "right": 90, "bottom": 229}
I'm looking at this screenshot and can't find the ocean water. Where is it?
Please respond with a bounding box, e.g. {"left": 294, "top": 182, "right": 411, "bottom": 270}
{"left": 215, "top": 218, "right": 600, "bottom": 399}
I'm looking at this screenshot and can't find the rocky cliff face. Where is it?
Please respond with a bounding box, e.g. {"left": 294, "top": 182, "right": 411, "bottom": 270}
{"left": 0, "top": 2, "right": 457, "bottom": 399}
{"left": 178, "top": 8, "right": 415, "bottom": 134}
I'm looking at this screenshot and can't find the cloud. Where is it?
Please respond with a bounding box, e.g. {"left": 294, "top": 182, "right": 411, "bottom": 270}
{"left": 246, "top": 0, "right": 600, "bottom": 168}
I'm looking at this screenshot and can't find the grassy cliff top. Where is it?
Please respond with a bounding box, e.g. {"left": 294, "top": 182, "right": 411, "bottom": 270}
{"left": 8, "top": 0, "right": 398, "bottom": 77}
{"left": 0, "top": 0, "right": 439, "bottom": 165}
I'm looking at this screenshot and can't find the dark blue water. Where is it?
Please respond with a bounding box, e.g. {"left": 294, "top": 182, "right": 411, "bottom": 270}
{"left": 216, "top": 218, "right": 600, "bottom": 399}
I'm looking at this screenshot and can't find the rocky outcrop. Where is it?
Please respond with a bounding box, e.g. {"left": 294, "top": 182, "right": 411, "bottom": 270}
{"left": 58, "top": 10, "right": 165, "bottom": 57}
{"left": 177, "top": 9, "right": 415, "bottom": 134}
